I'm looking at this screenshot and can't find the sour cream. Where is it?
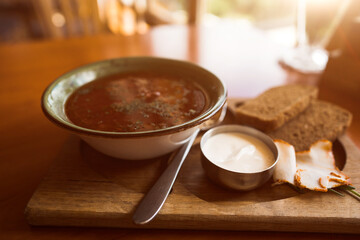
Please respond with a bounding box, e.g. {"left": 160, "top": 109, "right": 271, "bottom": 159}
{"left": 202, "top": 132, "right": 275, "bottom": 173}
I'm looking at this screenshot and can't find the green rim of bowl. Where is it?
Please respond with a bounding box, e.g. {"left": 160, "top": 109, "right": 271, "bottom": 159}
{"left": 41, "top": 56, "right": 227, "bottom": 138}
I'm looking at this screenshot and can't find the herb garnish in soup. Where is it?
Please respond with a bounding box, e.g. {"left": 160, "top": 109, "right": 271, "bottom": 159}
{"left": 65, "top": 72, "right": 207, "bottom": 132}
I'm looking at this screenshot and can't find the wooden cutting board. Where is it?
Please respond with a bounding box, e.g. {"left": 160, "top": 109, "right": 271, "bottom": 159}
{"left": 25, "top": 100, "right": 360, "bottom": 233}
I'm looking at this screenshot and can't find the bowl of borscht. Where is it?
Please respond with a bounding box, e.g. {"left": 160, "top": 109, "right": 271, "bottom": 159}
{"left": 41, "top": 57, "right": 227, "bottom": 160}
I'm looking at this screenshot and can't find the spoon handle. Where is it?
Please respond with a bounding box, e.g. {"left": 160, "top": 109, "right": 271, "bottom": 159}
{"left": 132, "top": 128, "right": 200, "bottom": 225}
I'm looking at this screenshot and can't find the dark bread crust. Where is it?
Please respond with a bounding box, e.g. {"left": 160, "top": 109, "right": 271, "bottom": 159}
{"left": 235, "top": 85, "right": 318, "bottom": 132}
{"left": 268, "top": 100, "right": 352, "bottom": 152}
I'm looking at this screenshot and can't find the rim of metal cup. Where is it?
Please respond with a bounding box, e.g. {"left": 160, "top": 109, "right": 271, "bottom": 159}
{"left": 200, "top": 124, "right": 279, "bottom": 174}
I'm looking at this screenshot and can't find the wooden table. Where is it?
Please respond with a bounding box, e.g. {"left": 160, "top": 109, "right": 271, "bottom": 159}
{"left": 0, "top": 24, "right": 359, "bottom": 239}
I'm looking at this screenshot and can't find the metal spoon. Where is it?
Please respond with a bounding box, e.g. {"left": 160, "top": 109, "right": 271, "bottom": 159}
{"left": 132, "top": 105, "right": 227, "bottom": 225}
{"left": 132, "top": 128, "right": 200, "bottom": 225}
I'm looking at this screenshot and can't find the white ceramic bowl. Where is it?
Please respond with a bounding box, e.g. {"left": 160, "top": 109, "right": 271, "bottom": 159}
{"left": 41, "top": 57, "right": 227, "bottom": 160}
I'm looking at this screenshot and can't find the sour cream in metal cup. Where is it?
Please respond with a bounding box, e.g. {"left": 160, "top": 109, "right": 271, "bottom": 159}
{"left": 200, "top": 125, "right": 279, "bottom": 191}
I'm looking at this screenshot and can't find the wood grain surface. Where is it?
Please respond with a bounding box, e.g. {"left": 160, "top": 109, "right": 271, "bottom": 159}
{"left": 24, "top": 108, "right": 360, "bottom": 233}
{"left": 1, "top": 24, "right": 360, "bottom": 239}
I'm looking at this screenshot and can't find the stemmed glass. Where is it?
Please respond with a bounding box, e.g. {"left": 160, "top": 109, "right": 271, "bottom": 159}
{"left": 280, "top": 0, "right": 329, "bottom": 74}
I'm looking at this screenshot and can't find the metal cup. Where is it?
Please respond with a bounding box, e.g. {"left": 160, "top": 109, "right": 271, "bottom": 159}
{"left": 200, "top": 125, "right": 279, "bottom": 191}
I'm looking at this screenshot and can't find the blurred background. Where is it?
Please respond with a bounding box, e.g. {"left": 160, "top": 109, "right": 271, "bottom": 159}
{"left": 0, "top": 0, "right": 359, "bottom": 51}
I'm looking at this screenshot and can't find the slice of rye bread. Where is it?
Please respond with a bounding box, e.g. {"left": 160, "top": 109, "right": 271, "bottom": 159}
{"left": 268, "top": 100, "right": 352, "bottom": 152}
{"left": 235, "top": 84, "right": 318, "bottom": 132}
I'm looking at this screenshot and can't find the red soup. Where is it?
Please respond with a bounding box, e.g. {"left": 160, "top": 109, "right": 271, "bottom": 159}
{"left": 65, "top": 72, "right": 207, "bottom": 132}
